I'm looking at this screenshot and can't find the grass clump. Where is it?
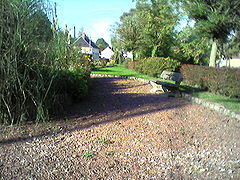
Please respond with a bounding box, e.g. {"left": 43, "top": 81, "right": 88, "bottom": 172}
{"left": 98, "top": 138, "right": 109, "bottom": 144}
{"left": 83, "top": 151, "right": 95, "bottom": 158}
{"left": 106, "top": 150, "right": 116, "bottom": 156}
{"left": 0, "top": 0, "right": 90, "bottom": 125}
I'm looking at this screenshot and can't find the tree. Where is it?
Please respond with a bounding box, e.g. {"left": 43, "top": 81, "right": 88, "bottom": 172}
{"left": 180, "top": 0, "right": 240, "bottom": 67}
{"left": 96, "top": 38, "right": 109, "bottom": 51}
{"left": 112, "top": 0, "right": 179, "bottom": 59}
{"left": 115, "top": 9, "right": 141, "bottom": 60}
{"left": 135, "top": 0, "right": 179, "bottom": 57}
{"left": 174, "top": 25, "right": 211, "bottom": 65}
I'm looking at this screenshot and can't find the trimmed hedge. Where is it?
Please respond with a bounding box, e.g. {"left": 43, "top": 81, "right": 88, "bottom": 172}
{"left": 127, "top": 57, "right": 180, "bottom": 77}
{"left": 181, "top": 64, "right": 240, "bottom": 97}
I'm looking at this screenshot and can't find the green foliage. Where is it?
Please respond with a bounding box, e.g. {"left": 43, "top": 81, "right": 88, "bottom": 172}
{"left": 181, "top": 64, "right": 240, "bottom": 97}
{"left": 96, "top": 38, "right": 109, "bottom": 51}
{"left": 174, "top": 26, "right": 211, "bottom": 65}
{"left": 98, "top": 138, "right": 109, "bottom": 144}
{"left": 179, "top": 0, "right": 240, "bottom": 66}
{"left": 0, "top": 0, "right": 90, "bottom": 125}
{"left": 133, "top": 57, "right": 181, "bottom": 77}
{"left": 113, "top": 9, "right": 141, "bottom": 60}
{"left": 112, "top": 0, "right": 179, "bottom": 59}
{"left": 181, "top": 0, "right": 240, "bottom": 40}
{"left": 83, "top": 151, "right": 94, "bottom": 158}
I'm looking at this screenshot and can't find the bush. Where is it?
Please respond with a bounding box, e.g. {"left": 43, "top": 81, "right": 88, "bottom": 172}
{"left": 52, "top": 69, "right": 90, "bottom": 101}
{"left": 129, "top": 57, "right": 180, "bottom": 77}
{"left": 126, "top": 61, "right": 138, "bottom": 70}
{"left": 47, "top": 68, "right": 90, "bottom": 115}
{"left": 180, "top": 64, "right": 240, "bottom": 97}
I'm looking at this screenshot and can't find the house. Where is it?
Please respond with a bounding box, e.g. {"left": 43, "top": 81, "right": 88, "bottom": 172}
{"left": 219, "top": 53, "right": 240, "bottom": 68}
{"left": 72, "top": 33, "right": 100, "bottom": 60}
{"left": 123, "top": 51, "right": 133, "bottom": 59}
{"left": 101, "top": 46, "right": 114, "bottom": 59}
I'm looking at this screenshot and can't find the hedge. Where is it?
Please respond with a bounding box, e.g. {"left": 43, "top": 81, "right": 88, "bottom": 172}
{"left": 127, "top": 57, "right": 180, "bottom": 78}
{"left": 180, "top": 64, "right": 240, "bottom": 97}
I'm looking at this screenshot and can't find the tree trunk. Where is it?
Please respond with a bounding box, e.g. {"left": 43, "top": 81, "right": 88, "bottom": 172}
{"left": 151, "top": 46, "right": 158, "bottom": 57}
{"left": 209, "top": 40, "right": 217, "bottom": 67}
{"left": 132, "top": 51, "right": 135, "bottom": 61}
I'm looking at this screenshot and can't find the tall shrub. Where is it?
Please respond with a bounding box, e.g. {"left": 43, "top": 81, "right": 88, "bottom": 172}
{"left": 181, "top": 64, "right": 240, "bottom": 97}
{"left": 131, "top": 57, "right": 180, "bottom": 77}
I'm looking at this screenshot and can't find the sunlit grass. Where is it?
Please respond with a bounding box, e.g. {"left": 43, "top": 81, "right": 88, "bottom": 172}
{"left": 191, "top": 92, "right": 240, "bottom": 111}
{"left": 92, "top": 64, "right": 158, "bottom": 80}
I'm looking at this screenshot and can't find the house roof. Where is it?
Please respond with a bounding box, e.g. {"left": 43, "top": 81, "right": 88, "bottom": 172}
{"left": 101, "top": 46, "right": 114, "bottom": 52}
{"left": 72, "top": 33, "right": 99, "bottom": 49}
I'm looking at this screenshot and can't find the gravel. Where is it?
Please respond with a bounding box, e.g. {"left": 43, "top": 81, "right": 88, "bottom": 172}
{"left": 0, "top": 77, "right": 240, "bottom": 179}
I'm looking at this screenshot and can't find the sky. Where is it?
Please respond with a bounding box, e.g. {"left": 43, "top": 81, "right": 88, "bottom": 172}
{"left": 50, "top": 0, "right": 136, "bottom": 45}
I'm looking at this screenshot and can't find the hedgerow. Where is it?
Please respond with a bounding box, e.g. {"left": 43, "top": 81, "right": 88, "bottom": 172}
{"left": 127, "top": 57, "right": 180, "bottom": 77}
{"left": 180, "top": 64, "right": 240, "bottom": 97}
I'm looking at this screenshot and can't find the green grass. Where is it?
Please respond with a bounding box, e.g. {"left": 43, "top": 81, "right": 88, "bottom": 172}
{"left": 83, "top": 151, "right": 94, "bottom": 158}
{"left": 106, "top": 150, "right": 116, "bottom": 156}
{"left": 98, "top": 138, "right": 109, "bottom": 144}
{"left": 92, "top": 64, "right": 158, "bottom": 80}
{"left": 191, "top": 91, "right": 240, "bottom": 111}
{"left": 92, "top": 64, "right": 240, "bottom": 112}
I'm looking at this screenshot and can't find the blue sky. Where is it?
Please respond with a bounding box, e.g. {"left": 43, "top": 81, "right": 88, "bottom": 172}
{"left": 50, "top": 0, "right": 136, "bottom": 44}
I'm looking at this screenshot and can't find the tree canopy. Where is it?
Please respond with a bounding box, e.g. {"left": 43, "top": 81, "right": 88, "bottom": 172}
{"left": 112, "top": 0, "right": 240, "bottom": 66}
{"left": 179, "top": 0, "right": 240, "bottom": 66}
{"left": 96, "top": 38, "right": 109, "bottom": 51}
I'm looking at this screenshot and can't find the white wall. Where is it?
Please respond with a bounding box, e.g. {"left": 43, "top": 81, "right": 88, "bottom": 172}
{"left": 101, "top": 47, "right": 114, "bottom": 59}
{"left": 81, "top": 47, "right": 92, "bottom": 54}
{"left": 220, "top": 58, "right": 240, "bottom": 68}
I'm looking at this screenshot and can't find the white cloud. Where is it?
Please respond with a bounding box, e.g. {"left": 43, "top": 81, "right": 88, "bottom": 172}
{"left": 87, "top": 21, "right": 113, "bottom": 45}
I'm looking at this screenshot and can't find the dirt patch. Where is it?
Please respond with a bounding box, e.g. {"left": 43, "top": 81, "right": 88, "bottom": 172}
{"left": 0, "top": 77, "right": 240, "bottom": 179}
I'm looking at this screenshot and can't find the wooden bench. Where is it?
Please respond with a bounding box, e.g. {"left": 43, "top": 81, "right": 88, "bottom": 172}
{"left": 150, "top": 70, "right": 183, "bottom": 97}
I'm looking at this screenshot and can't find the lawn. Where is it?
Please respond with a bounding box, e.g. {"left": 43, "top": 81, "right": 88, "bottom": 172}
{"left": 92, "top": 64, "right": 240, "bottom": 112}
{"left": 92, "top": 64, "right": 158, "bottom": 80}
{"left": 191, "top": 92, "right": 240, "bottom": 111}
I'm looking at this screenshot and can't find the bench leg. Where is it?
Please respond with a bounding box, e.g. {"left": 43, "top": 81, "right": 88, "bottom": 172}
{"left": 162, "top": 85, "right": 181, "bottom": 97}
{"left": 162, "top": 86, "right": 168, "bottom": 93}
{"left": 150, "top": 81, "right": 163, "bottom": 93}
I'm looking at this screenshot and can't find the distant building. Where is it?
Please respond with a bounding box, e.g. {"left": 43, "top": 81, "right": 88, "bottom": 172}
{"left": 71, "top": 33, "right": 100, "bottom": 60}
{"left": 123, "top": 51, "right": 133, "bottom": 59}
{"left": 101, "top": 46, "right": 114, "bottom": 59}
{"left": 219, "top": 53, "right": 240, "bottom": 68}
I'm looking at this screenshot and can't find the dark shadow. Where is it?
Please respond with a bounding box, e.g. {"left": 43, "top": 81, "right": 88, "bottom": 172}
{"left": 0, "top": 77, "right": 188, "bottom": 145}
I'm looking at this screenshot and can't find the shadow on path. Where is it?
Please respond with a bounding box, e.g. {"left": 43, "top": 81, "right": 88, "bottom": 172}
{"left": 0, "top": 77, "right": 188, "bottom": 145}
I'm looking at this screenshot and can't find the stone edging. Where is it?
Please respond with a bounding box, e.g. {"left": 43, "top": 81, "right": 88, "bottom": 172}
{"left": 91, "top": 73, "right": 240, "bottom": 121}
{"left": 90, "top": 74, "right": 151, "bottom": 83}
{"left": 182, "top": 93, "right": 240, "bottom": 121}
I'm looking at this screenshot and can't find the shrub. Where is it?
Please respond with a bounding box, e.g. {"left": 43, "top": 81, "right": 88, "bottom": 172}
{"left": 180, "top": 64, "right": 240, "bottom": 97}
{"left": 129, "top": 57, "right": 180, "bottom": 77}
{"left": 126, "top": 61, "right": 138, "bottom": 70}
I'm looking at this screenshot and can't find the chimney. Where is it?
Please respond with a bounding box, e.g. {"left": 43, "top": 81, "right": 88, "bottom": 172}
{"left": 74, "top": 26, "right": 76, "bottom": 38}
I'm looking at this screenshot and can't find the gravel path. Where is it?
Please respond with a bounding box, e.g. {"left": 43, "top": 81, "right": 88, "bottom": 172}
{"left": 0, "top": 77, "right": 240, "bottom": 179}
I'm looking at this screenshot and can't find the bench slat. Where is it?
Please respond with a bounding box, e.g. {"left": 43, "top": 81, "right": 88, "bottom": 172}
{"left": 160, "top": 70, "right": 183, "bottom": 82}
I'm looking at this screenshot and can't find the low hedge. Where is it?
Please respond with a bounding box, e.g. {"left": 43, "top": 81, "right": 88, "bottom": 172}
{"left": 127, "top": 57, "right": 180, "bottom": 77}
{"left": 180, "top": 64, "right": 240, "bottom": 97}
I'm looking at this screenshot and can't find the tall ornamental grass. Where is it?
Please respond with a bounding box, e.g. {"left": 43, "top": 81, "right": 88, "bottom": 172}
{"left": 0, "top": 0, "right": 90, "bottom": 125}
